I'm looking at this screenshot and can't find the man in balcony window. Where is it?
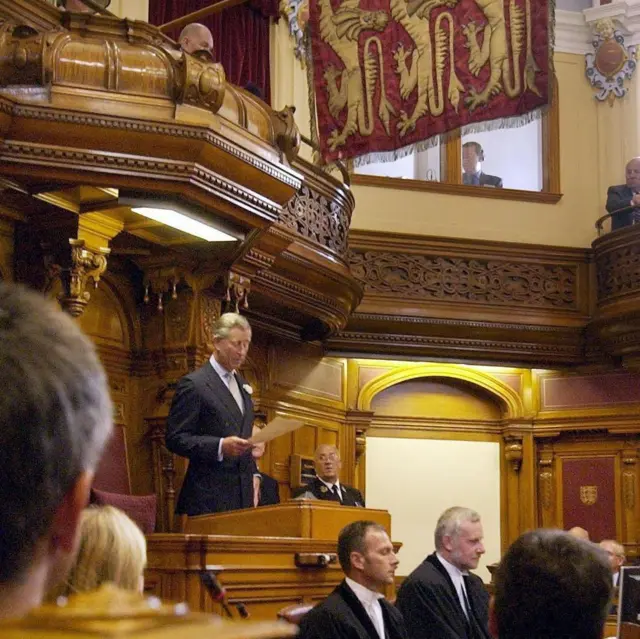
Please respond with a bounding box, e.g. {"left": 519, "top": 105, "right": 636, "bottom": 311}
{"left": 606, "top": 157, "right": 640, "bottom": 230}
{"left": 462, "top": 142, "right": 503, "bottom": 188}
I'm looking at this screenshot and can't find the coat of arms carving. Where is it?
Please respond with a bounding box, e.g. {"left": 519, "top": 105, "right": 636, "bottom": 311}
{"left": 580, "top": 485, "right": 598, "bottom": 506}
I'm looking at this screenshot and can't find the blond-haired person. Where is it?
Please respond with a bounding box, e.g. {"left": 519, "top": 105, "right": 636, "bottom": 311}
{"left": 51, "top": 506, "right": 146, "bottom": 598}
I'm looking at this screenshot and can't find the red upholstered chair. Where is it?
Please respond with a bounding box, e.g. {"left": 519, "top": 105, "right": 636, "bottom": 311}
{"left": 277, "top": 603, "right": 316, "bottom": 626}
{"left": 90, "top": 424, "right": 157, "bottom": 534}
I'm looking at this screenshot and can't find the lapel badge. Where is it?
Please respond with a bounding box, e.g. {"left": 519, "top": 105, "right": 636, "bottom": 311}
{"left": 320, "top": 485, "right": 328, "bottom": 493}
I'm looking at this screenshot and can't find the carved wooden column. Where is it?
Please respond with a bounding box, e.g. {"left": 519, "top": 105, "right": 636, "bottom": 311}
{"left": 622, "top": 448, "right": 639, "bottom": 546}
{"left": 538, "top": 447, "right": 556, "bottom": 528}
{"left": 502, "top": 427, "right": 536, "bottom": 550}
{"left": 343, "top": 410, "right": 374, "bottom": 493}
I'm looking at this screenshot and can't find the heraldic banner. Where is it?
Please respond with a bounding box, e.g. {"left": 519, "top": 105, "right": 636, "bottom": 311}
{"left": 308, "top": 0, "right": 553, "bottom": 165}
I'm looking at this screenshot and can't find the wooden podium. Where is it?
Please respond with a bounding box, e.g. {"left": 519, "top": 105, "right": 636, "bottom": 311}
{"left": 183, "top": 499, "right": 391, "bottom": 539}
{"left": 145, "top": 500, "right": 396, "bottom": 620}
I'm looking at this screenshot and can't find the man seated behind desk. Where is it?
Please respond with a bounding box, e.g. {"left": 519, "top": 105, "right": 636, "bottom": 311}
{"left": 606, "top": 157, "right": 640, "bottom": 230}
{"left": 293, "top": 444, "right": 365, "bottom": 507}
{"left": 298, "top": 520, "right": 408, "bottom": 639}
{"left": 396, "top": 506, "right": 491, "bottom": 639}
{"left": 462, "top": 142, "right": 503, "bottom": 188}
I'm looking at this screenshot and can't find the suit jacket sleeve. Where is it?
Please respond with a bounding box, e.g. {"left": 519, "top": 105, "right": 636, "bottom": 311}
{"left": 298, "top": 605, "right": 359, "bottom": 639}
{"left": 396, "top": 578, "right": 467, "bottom": 639}
{"left": 607, "top": 186, "right": 633, "bottom": 213}
{"left": 495, "top": 176, "right": 503, "bottom": 188}
{"left": 165, "top": 376, "right": 222, "bottom": 464}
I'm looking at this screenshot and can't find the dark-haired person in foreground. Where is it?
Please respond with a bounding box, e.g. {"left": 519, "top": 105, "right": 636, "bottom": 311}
{"left": 298, "top": 520, "right": 407, "bottom": 639}
{"left": 0, "top": 283, "right": 113, "bottom": 620}
{"left": 490, "top": 529, "right": 612, "bottom": 639}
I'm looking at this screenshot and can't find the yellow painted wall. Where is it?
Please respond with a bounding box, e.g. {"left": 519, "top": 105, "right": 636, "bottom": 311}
{"left": 270, "top": 22, "right": 639, "bottom": 247}
{"left": 366, "top": 437, "right": 501, "bottom": 581}
{"left": 110, "top": 0, "right": 148, "bottom": 21}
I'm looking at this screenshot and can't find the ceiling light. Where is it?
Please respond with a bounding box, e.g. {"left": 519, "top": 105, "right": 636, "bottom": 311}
{"left": 131, "top": 207, "right": 236, "bottom": 242}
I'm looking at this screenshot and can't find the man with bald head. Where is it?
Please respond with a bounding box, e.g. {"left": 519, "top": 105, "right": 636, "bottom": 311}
{"left": 600, "top": 539, "right": 625, "bottom": 586}
{"left": 606, "top": 157, "right": 640, "bottom": 230}
{"left": 178, "top": 23, "right": 214, "bottom": 56}
{"left": 293, "top": 444, "right": 365, "bottom": 507}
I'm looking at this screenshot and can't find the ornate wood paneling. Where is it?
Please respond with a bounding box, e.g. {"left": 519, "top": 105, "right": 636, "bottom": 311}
{"left": 330, "top": 230, "right": 591, "bottom": 365}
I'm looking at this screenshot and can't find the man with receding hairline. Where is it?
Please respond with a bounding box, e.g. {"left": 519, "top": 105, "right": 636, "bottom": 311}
{"left": 299, "top": 520, "right": 407, "bottom": 639}
{"left": 396, "top": 506, "right": 491, "bottom": 639}
{"left": 606, "top": 157, "right": 640, "bottom": 230}
{"left": 292, "top": 444, "right": 365, "bottom": 507}
{"left": 178, "top": 23, "right": 214, "bottom": 56}
{"left": 166, "top": 312, "right": 258, "bottom": 515}
{"left": 0, "top": 282, "right": 113, "bottom": 620}
{"left": 600, "top": 538, "right": 625, "bottom": 586}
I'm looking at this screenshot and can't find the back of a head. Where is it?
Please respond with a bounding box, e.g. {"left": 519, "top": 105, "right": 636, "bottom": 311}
{"left": 0, "top": 283, "right": 113, "bottom": 585}
{"left": 56, "top": 506, "right": 147, "bottom": 596}
{"left": 494, "top": 529, "right": 612, "bottom": 639}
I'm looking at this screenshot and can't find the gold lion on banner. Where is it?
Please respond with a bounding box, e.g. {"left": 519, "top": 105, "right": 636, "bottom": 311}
{"left": 580, "top": 485, "right": 598, "bottom": 506}
{"left": 317, "top": 0, "right": 543, "bottom": 151}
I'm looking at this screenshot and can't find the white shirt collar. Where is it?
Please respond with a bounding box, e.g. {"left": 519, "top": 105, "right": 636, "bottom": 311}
{"left": 317, "top": 476, "right": 341, "bottom": 490}
{"left": 345, "top": 577, "right": 384, "bottom": 604}
{"left": 209, "top": 354, "right": 233, "bottom": 379}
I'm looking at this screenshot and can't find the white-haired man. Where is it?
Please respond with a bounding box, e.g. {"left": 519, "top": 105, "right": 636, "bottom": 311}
{"left": 396, "top": 506, "right": 491, "bottom": 639}
{"left": 166, "top": 312, "right": 257, "bottom": 515}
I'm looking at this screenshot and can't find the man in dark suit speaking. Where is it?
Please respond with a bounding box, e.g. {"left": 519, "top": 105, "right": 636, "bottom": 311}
{"left": 299, "top": 520, "right": 408, "bottom": 639}
{"left": 166, "top": 312, "right": 256, "bottom": 515}
{"left": 606, "top": 157, "right": 640, "bottom": 230}
{"left": 462, "top": 142, "right": 503, "bottom": 188}
{"left": 293, "top": 444, "right": 365, "bottom": 506}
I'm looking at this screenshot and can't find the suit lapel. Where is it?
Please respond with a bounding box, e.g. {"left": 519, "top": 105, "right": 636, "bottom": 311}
{"left": 426, "top": 554, "right": 469, "bottom": 626}
{"left": 203, "top": 363, "right": 243, "bottom": 424}
{"left": 338, "top": 581, "right": 381, "bottom": 639}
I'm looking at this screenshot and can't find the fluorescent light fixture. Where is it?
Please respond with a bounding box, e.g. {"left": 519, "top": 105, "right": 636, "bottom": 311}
{"left": 131, "top": 207, "right": 236, "bottom": 242}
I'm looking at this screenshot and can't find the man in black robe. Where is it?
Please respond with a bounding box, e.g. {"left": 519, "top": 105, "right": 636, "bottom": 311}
{"left": 293, "top": 444, "right": 365, "bottom": 506}
{"left": 396, "top": 506, "right": 491, "bottom": 639}
{"left": 491, "top": 529, "right": 612, "bottom": 639}
{"left": 299, "top": 520, "right": 407, "bottom": 639}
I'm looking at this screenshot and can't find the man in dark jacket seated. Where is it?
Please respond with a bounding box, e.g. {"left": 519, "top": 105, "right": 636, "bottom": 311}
{"left": 298, "top": 520, "right": 407, "bottom": 639}
{"left": 396, "top": 506, "right": 491, "bottom": 639}
{"left": 606, "top": 157, "right": 640, "bottom": 230}
{"left": 293, "top": 444, "right": 365, "bottom": 506}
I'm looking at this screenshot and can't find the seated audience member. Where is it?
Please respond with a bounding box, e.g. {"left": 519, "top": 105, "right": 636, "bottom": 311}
{"left": 396, "top": 506, "right": 490, "bottom": 639}
{"left": 606, "top": 157, "right": 640, "bottom": 230}
{"left": 0, "top": 283, "right": 113, "bottom": 620}
{"left": 462, "top": 142, "right": 503, "bottom": 188}
{"left": 251, "top": 426, "right": 280, "bottom": 507}
{"left": 567, "top": 526, "right": 590, "bottom": 541}
{"left": 48, "top": 506, "right": 147, "bottom": 599}
{"left": 491, "top": 529, "right": 612, "bottom": 639}
{"left": 178, "top": 23, "right": 214, "bottom": 56}
{"left": 293, "top": 444, "right": 365, "bottom": 507}
{"left": 600, "top": 539, "right": 625, "bottom": 586}
{"left": 298, "top": 520, "right": 407, "bottom": 639}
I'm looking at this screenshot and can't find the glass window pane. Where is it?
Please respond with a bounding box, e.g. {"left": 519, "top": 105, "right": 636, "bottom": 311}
{"left": 354, "top": 141, "right": 442, "bottom": 182}
{"left": 461, "top": 120, "right": 543, "bottom": 191}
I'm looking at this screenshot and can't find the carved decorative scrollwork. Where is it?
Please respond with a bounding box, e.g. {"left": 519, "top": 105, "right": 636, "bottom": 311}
{"left": 281, "top": 185, "right": 349, "bottom": 257}
{"left": 57, "top": 239, "right": 110, "bottom": 317}
{"left": 596, "top": 245, "right": 640, "bottom": 301}
{"left": 355, "top": 428, "right": 366, "bottom": 460}
{"left": 348, "top": 250, "right": 577, "bottom": 309}
{"left": 623, "top": 454, "right": 637, "bottom": 510}
{"left": 504, "top": 436, "right": 523, "bottom": 473}
{"left": 223, "top": 271, "right": 250, "bottom": 313}
{"left": 538, "top": 452, "right": 554, "bottom": 511}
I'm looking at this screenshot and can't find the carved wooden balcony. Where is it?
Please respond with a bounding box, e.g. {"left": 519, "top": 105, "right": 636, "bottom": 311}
{"left": 591, "top": 224, "right": 640, "bottom": 368}
{"left": 0, "top": 0, "right": 361, "bottom": 337}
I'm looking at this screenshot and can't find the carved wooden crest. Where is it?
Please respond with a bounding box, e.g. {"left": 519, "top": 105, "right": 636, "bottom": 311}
{"left": 579, "top": 485, "right": 598, "bottom": 506}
